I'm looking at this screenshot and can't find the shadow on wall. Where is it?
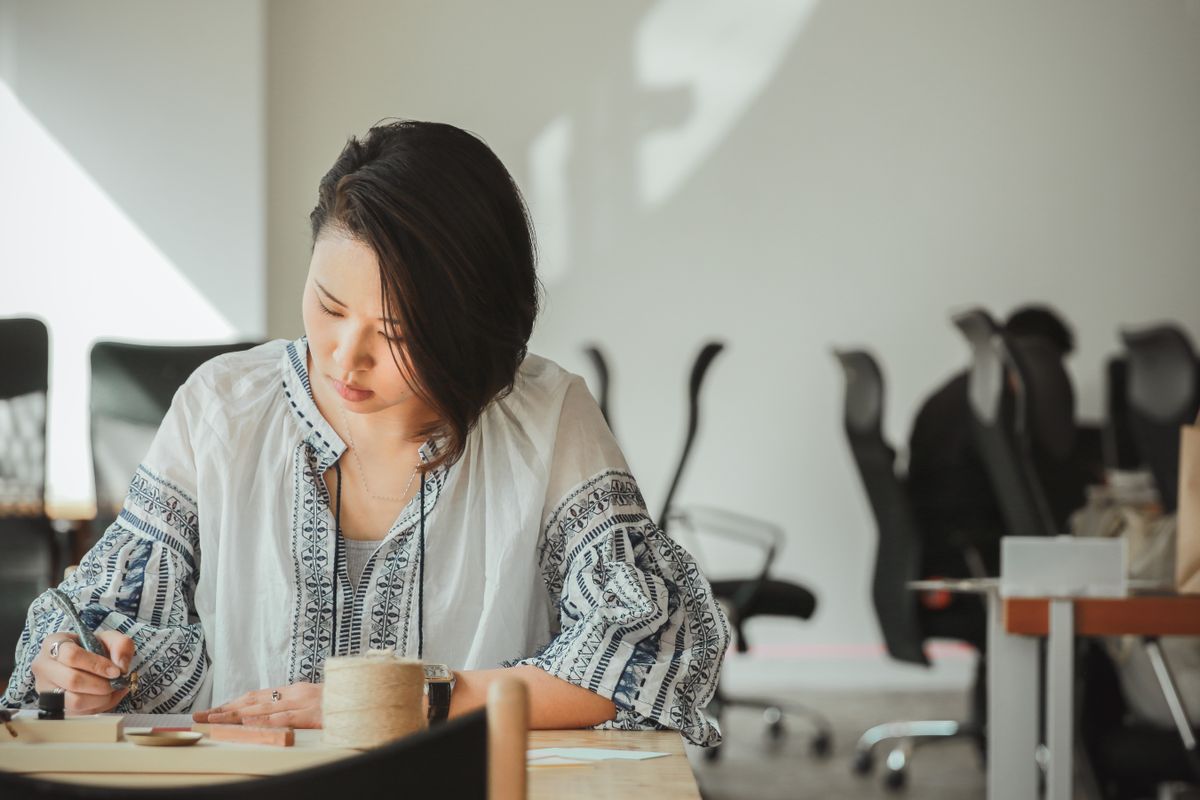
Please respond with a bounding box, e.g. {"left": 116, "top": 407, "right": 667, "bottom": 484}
{"left": 525, "top": 0, "right": 820, "bottom": 285}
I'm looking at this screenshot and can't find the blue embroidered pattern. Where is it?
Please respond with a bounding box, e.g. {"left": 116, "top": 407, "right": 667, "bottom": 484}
{"left": 287, "top": 442, "right": 336, "bottom": 684}
{"left": 1, "top": 466, "right": 209, "bottom": 713}
{"left": 283, "top": 342, "right": 449, "bottom": 677}
{"left": 119, "top": 465, "right": 200, "bottom": 572}
{"left": 513, "top": 469, "right": 730, "bottom": 747}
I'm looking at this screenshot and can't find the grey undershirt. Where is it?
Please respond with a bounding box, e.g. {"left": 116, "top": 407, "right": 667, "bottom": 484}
{"left": 343, "top": 537, "right": 381, "bottom": 588}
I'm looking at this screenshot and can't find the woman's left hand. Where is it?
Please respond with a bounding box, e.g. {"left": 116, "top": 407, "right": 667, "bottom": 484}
{"left": 192, "top": 682, "right": 323, "bottom": 728}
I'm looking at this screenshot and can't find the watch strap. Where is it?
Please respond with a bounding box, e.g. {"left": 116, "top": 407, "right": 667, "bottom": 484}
{"left": 427, "top": 680, "right": 452, "bottom": 725}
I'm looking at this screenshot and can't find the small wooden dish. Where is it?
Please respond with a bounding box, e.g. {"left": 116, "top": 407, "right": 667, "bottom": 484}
{"left": 126, "top": 731, "right": 204, "bottom": 747}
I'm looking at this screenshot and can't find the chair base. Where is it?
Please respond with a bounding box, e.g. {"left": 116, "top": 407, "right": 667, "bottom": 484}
{"left": 704, "top": 690, "right": 834, "bottom": 762}
{"left": 851, "top": 719, "right": 981, "bottom": 791}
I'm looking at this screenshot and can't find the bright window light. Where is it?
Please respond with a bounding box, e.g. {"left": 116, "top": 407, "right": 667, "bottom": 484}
{"left": 0, "top": 79, "right": 236, "bottom": 515}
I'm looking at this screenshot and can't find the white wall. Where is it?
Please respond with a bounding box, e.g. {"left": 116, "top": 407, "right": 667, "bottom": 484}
{"left": 272, "top": 0, "right": 1200, "bottom": 680}
{"left": 0, "top": 0, "right": 266, "bottom": 510}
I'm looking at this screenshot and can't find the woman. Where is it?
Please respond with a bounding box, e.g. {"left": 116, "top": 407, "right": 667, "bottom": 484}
{"left": 3, "top": 120, "right": 729, "bottom": 746}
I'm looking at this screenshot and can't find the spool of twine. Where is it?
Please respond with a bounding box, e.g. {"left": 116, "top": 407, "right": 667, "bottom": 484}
{"left": 323, "top": 650, "right": 426, "bottom": 748}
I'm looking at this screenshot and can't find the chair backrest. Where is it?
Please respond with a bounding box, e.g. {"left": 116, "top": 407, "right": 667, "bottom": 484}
{"left": 952, "top": 308, "right": 1057, "bottom": 538}
{"left": 583, "top": 344, "right": 613, "bottom": 432}
{"left": 834, "top": 349, "right": 928, "bottom": 667}
{"left": 0, "top": 319, "right": 53, "bottom": 679}
{"left": 89, "top": 340, "right": 259, "bottom": 534}
{"left": 0, "top": 317, "right": 50, "bottom": 513}
{"left": 658, "top": 342, "right": 725, "bottom": 532}
{"left": 1009, "top": 336, "right": 1076, "bottom": 463}
{"left": 0, "top": 677, "right": 529, "bottom": 799}
{"left": 1103, "top": 356, "right": 1143, "bottom": 471}
{"left": 1120, "top": 324, "right": 1200, "bottom": 512}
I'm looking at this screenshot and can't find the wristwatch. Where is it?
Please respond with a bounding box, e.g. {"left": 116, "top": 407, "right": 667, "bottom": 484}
{"left": 424, "top": 663, "right": 455, "bottom": 725}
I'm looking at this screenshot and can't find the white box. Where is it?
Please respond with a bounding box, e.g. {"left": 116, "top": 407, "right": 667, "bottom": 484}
{"left": 1000, "top": 536, "right": 1127, "bottom": 598}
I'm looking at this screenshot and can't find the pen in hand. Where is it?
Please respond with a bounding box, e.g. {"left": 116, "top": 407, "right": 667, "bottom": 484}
{"left": 45, "top": 588, "right": 137, "bottom": 693}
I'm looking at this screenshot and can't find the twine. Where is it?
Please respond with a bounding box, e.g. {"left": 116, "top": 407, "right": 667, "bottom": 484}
{"left": 323, "top": 650, "right": 426, "bottom": 748}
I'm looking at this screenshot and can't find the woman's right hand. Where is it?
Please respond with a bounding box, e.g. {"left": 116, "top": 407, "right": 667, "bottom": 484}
{"left": 31, "top": 631, "right": 135, "bottom": 714}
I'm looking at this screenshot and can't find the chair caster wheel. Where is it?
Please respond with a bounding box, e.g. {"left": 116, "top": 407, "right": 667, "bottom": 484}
{"left": 810, "top": 732, "right": 832, "bottom": 757}
{"left": 851, "top": 750, "right": 872, "bottom": 775}
{"left": 884, "top": 768, "right": 907, "bottom": 791}
{"left": 703, "top": 745, "right": 722, "bottom": 763}
{"left": 767, "top": 719, "right": 785, "bottom": 740}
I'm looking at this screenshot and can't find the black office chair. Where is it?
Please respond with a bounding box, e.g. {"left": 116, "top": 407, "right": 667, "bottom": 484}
{"left": 659, "top": 342, "right": 725, "bottom": 533}
{"left": 1102, "top": 357, "right": 1143, "bottom": 472}
{"left": 89, "top": 340, "right": 259, "bottom": 541}
{"left": 0, "top": 318, "right": 58, "bottom": 683}
{"left": 1119, "top": 324, "right": 1200, "bottom": 513}
{"left": 1008, "top": 332, "right": 1092, "bottom": 530}
{"left": 659, "top": 341, "right": 832, "bottom": 761}
{"left": 834, "top": 349, "right": 984, "bottom": 791}
{"left": 952, "top": 308, "right": 1059, "bottom": 539}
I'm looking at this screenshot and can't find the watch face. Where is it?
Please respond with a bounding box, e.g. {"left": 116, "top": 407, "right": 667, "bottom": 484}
{"left": 424, "top": 664, "right": 452, "bottom": 681}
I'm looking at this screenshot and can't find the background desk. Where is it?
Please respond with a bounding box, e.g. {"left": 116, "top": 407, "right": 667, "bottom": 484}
{"left": 0, "top": 728, "right": 702, "bottom": 800}
{"left": 1000, "top": 594, "right": 1200, "bottom": 800}
{"left": 910, "top": 580, "right": 1200, "bottom": 799}
{"left": 1004, "top": 595, "right": 1200, "bottom": 637}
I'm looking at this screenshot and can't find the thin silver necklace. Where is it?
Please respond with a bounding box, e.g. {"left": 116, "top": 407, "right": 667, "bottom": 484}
{"left": 338, "top": 406, "right": 421, "bottom": 503}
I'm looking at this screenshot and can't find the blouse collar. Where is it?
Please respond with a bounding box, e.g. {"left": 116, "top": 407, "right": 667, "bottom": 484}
{"left": 281, "top": 337, "right": 439, "bottom": 474}
{"left": 281, "top": 337, "right": 347, "bottom": 473}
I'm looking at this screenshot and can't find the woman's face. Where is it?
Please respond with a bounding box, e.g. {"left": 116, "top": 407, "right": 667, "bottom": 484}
{"left": 302, "top": 229, "right": 422, "bottom": 418}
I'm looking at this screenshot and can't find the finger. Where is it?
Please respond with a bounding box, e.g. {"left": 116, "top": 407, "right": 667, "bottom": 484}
{"left": 42, "top": 633, "right": 80, "bottom": 650}
{"left": 203, "top": 710, "right": 243, "bottom": 724}
{"left": 192, "top": 706, "right": 232, "bottom": 722}
{"left": 68, "top": 687, "right": 129, "bottom": 716}
{"left": 71, "top": 690, "right": 127, "bottom": 716}
{"left": 96, "top": 631, "right": 136, "bottom": 672}
{"left": 242, "top": 709, "right": 300, "bottom": 728}
{"left": 52, "top": 640, "right": 122, "bottom": 679}
{"left": 39, "top": 659, "right": 116, "bottom": 696}
{"left": 217, "top": 690, "right": 267, "bottom": 711}
{"left": 232, "top": 701, "right": 283, "bottom": 721}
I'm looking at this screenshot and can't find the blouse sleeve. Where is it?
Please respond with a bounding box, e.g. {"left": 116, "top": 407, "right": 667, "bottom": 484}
{"left": 2, "top": 382, "right": 209, "bottom": 713}
{"left": 509, "top": 379, "right": 731, "bottom": 747}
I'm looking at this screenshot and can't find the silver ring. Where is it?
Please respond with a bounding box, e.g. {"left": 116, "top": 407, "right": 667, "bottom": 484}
{"left": 270, "top": 690, "right": 282, "bottom": 703}
{"left": 48, "top": 641, "right": 62, "bottom": 660}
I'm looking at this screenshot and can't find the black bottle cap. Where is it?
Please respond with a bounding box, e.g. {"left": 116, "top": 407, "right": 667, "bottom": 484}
{"left": 37, "top": 691, "right": 65, "bottom": 719}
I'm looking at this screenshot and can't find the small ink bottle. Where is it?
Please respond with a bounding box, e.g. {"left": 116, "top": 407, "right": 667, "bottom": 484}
{"left": 37, "top": 691, "right": 65, "bottom": 720}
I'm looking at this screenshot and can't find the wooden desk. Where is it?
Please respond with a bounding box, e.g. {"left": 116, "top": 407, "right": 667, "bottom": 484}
{"left": 527, "top": 730, "right": 699, "bottom": 799}
{"left": 0, "top": 728, "right": 701, "bottom": 800}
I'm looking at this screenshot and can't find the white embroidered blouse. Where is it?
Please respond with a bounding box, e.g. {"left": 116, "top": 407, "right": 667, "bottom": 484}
{"left": 4, "top": 339, "right": 729, "bottom": 745}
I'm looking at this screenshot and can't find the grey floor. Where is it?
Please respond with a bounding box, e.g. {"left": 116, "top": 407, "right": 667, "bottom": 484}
{"left": 687, "top": 687, "right": 985, "bottom": 800}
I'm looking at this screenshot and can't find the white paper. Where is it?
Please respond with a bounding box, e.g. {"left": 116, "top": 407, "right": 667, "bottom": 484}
{"left": 527, "top": 755, "right": 594, "bottom": 767}
{"left": 527, "top": 747, "right": 669, "bottom": 762}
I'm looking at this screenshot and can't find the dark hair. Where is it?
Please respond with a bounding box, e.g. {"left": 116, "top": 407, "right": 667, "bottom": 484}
{"left": 1004, "top": 304, "right": 1074, "bottom": 356}
{"left": 309, "top": 120, "right": 540, "bottom": 472}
